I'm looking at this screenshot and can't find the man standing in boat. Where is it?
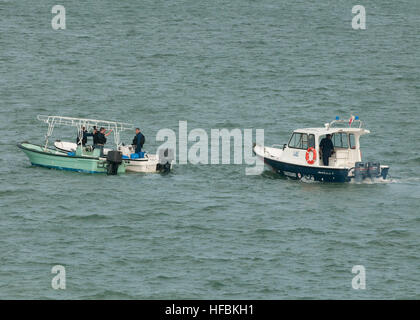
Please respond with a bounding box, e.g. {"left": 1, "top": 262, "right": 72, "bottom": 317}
{"left": 95, "top": 127, "right": 112, "bottom": 156}
{"left": 92, "top": 126, "right": 98, "bottom": 145}
{"left": 319, "top": 134, "right": 334, "bottom": 166}
{"left": 132, "top": 128, "right": 145, "bottom": 154}
{"left": 77, "top": 126, "right": 93, "bottom": 146}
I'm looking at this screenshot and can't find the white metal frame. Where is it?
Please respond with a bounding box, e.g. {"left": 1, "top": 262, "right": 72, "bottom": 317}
{"left": 37, "top": 115, "right": 134, "bottom": 150}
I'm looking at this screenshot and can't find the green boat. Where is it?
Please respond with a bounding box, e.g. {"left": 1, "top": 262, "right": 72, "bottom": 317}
{"left": 18, "top": 115, "right": 134, "bottom": 175}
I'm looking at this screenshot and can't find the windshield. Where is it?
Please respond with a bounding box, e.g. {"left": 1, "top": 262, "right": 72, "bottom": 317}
{"left": 288, "top": 133, "right": 315, "bottom": 149}
{"left": 331, "top": 132, "right": 349, "bottom": 148}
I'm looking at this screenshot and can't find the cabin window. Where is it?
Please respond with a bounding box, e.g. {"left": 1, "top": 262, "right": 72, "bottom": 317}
{"left": 308, "top": 134, "right": 315, "bottom": 148}
{"left": 288, "top": 133, "right": 302, "bottom": 149}
{"left": 332, "top": 132, "right": 348, "bottom": 148}
{"left": 288, "top": 133, "right": 314, "bottom": 150}
{"left": 349, "top": 134, "right": 356, "bottom": 149}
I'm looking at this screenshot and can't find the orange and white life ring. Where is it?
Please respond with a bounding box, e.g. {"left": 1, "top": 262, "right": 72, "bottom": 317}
{"left": 305, "top": 147, "right": 316, "bottom": 165}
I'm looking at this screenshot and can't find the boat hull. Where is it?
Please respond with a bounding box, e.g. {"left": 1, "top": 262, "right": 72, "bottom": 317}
{"left": 125, "top": 157, "right": 172, "bottom": 173}
{"left": 254, "top": 144, "right": 389, "bottom": 183}
{"left": 263, "top": 156, "right": 351, "bottom": 182}
{"left": 18, "top": 143, "right": 126, "bottom": 174}
{"left": 53, "top": 140, "right": 171, "bottom": 173}
{"left": 259, "top": 155, "right": 389, "bottom": 183}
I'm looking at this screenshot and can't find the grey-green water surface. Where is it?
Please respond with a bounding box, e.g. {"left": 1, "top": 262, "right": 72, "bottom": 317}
{"left": 0, "top": 0, "right": 419, "bottom": 299}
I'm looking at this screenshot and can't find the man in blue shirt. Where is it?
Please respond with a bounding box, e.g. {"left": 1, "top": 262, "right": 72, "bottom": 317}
{"left": 132, "top": 128, "right": 145, "bottom": 154}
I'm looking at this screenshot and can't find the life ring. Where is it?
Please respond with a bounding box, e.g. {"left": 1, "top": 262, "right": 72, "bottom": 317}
{"left": 305, "top": 147, "right": 316, "bottom": 165}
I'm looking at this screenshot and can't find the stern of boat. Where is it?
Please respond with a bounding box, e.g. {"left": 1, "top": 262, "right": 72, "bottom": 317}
{"left": 348, "top": 162, "right": 390, "bottom": 182}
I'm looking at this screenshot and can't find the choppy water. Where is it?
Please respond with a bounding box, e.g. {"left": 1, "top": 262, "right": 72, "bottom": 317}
{"left": 1, "top": 0, "right": 419, "bottom": 299}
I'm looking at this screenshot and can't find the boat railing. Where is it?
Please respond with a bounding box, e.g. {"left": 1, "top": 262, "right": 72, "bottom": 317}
{"left": 37, "top": 115, "right": 133, "bottom": 131}
{"left": 326, "top": 119, "right": 364, "bottom": 129}
{"left": 37, "top": 115, "right": 134, "bottom": 149}
{"left": 272, "top": 144, "right": 287, "bottom": 150}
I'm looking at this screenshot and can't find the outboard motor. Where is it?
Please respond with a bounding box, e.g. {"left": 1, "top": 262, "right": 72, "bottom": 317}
{"left": 106, "top": 151, "right": 123, "bottom": 175}
{"left": 156, "top": 148, "right": 174, "bottom": 173}
{"left": 354, "top": 162, "right": 367, "bottom": 182}
{"left": 367, "top": 162, "right": 380, "bottom": 178}
{"left": 157, "top": 161, "right": 171, "bottom": 173}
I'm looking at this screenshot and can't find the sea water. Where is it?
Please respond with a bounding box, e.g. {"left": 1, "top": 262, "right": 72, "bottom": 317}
{"left": 0, "top": 0, "right": 419, "bottom": 299}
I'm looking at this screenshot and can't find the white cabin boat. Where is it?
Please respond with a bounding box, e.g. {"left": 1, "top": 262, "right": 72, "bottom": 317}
{"left": 253, "top": 117, "right": 389, "bottom": 182}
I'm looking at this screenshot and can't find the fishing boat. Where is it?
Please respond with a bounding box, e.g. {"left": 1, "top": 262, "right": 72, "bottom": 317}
{"left": 18, "top": 115, "right": 133, "bottom": 175}
{"left": 253, "top": 116, "right": 390, "bottom": 182}
{"left": 119, "top": 145, "right": 173, "bottom": 173}
{"left": 53, "top": 140, "right": 173, "bottom": 173}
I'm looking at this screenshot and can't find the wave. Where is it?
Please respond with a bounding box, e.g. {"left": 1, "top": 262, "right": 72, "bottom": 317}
{"left": 286, "top": 227, "right": 327, "bottom": 236}
{"left": 254, "top": 228, "right": 282, "bottom": 236}
{"left": 63, "top": 213, "right": 111, "bottom": 221}
{"left": 401, "top": 157, "right": 420, "bottom": 165}
{"left": 382, "top": 229, "right": 411, "bottom": 237}
{"left": 79, "top": 289, "right": 136, "bottom": 300}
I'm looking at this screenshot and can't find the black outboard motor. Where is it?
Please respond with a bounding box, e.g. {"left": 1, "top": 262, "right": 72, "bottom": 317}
{"left": 156, "top": 148, "right": 174, "bottom": 173}
{"left": 156, "top": 162, "right": 171, "bottom": 173}
{"left": 106, "top": 151, "right": 123, "bottom": 175}
{"left": 367, "top": 162, "right": 380, "bottom": 178}
{"left": 354, "top": 162, "right": 368, "bottom": 182}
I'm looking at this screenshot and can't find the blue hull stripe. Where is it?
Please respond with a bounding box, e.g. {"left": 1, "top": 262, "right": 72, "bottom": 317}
{"left": 31, "top": 163, "right": 103, "bottom": 174}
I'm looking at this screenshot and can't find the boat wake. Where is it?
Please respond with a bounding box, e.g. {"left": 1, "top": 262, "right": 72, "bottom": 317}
{"left": 348, "top": 177, "right": 397, "bottom": 185}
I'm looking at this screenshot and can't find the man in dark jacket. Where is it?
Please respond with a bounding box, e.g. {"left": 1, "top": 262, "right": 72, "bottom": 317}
{"left": 319, "top": 134, "right": 334, "bottom": 166}
{"left": 92, "top": 127, "right": 99, "bottom": 145}
{"left": 94, "top": 127, "right": 112, "bottom": 156}
{"left": 132, "top": 128, "right": 145, "bottom": 154}
{"left": 76, "top": 126, "right": 93, "bottom": 146}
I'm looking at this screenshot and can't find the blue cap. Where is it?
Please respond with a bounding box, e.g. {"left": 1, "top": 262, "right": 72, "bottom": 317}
{"left": 355, "top": 116, "right": 359, "bottom": 120}
{"left": 335, "top": 116, "right": 340, "bottom": 120}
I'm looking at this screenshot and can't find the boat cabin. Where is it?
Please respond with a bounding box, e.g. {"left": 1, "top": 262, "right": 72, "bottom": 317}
{"left": 281, "top": 119, "right": 370, "bottom": 168}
